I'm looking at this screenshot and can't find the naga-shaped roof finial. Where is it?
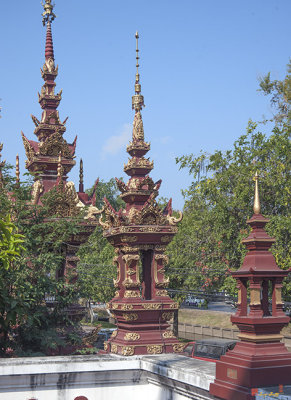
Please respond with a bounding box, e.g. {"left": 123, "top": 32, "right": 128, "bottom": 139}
{"left": 41, "top": 0, "right": 56, "bottom": 26}
{"left": 253, "top": 171, "right": 261, "bottom": 215}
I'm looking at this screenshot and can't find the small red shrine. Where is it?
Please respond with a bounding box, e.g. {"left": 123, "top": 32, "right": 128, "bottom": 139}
{"left": 98, "top": 33, "right": 183, "bottom": 356}
{"left": 210, "top": 172, "right": 291, "bottom": 400}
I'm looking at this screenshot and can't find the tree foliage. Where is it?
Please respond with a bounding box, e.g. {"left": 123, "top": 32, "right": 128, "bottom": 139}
{"left": 167, "top": 61, "right": 291, "bottom": 299}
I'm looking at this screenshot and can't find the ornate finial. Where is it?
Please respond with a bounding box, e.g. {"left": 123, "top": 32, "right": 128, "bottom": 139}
{"left": 79, "top": 158, "right": 84, "bottom": 192}
{"left": 253, "top": 171, "right": 261, "bottom": 214}
{"left": 42, "top": 0, "right": 56, "bottom": 26}
{"left": 132, "top": 31, "right": 144, "bottom": 112}
{"left": 16, "top": 154, "right": 20, "bottom": 185}
{"left": 57, "top": 151, "right": 63, "bottom": 183}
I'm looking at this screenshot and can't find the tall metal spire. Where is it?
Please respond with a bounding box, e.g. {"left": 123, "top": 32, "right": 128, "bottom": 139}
{"left": 79, "top": 158, "right": 84, "bottom": 192}
{"left": 253, "top": 171, "right": 261, "bottom": 214}
{"left": 132, "top": 32, "right": 145, "bottom": 112}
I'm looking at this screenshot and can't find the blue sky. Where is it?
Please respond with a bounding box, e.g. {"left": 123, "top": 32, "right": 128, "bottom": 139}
{"left": 0, "top": 1, "right": 290, "bottom": 209}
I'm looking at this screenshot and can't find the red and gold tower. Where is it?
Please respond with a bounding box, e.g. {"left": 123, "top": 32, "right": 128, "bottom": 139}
{"left": 20, "top": 1, "right": 98, "bottom": 289}
{"left": 99, "top": 33, "right": 183, "bottom": 356}
{"left": 210, "top": 172, "right": 291, "bottom": 400}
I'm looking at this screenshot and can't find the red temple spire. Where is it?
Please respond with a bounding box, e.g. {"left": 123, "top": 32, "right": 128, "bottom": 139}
{"left": 45, "top": 21, "right": 54, "bottom": 61}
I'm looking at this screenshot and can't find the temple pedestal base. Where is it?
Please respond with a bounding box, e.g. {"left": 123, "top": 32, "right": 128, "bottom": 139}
{"left": 210, "top": 341, "right": 291, "bottom": 400}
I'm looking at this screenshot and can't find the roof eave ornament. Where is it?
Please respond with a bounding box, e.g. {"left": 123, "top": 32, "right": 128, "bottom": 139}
{"left": 42, "top": 0, "right": 56, "bottom": 26}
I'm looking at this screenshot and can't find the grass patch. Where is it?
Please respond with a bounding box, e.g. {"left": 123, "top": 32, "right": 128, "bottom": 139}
{"left": 179, "top": 308, "right": 291, "bottom": 335}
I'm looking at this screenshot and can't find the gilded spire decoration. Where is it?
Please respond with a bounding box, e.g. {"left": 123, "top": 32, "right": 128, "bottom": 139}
{"left": 79, "top": 158, "right": 84, "bottom": 192}
{"left": 253, "top": 171, "right": 261, "bottom": 215}
{"left": 42, "top": 0, "right": 56, "bottom": 26}
{"left": 16, "top": 154, "right": 20, "bottom": 185}
{"left": 132, "top": 32, "right": 145, "bottom": 112}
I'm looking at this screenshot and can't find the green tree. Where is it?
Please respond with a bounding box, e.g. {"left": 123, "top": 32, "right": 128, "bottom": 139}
{"left": 0, "top": 214, "right": 25, "bottom": 355}
{"left": 167, "top": 62, "right": 291, "bottom": 299}
{"left": 77, "top": 178, "right": 124, "bottom": 303}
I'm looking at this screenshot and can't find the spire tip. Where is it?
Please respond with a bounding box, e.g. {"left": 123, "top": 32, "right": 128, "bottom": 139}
{"left": 253, "top": 171, "right": 261, "bottom": 214}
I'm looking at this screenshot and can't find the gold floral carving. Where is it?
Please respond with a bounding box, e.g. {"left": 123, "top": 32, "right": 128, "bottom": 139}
{"left": 122, "top": 346, "right": 135, "bottom": 356}
{"left": 142, "top": 303, "right": 161, "bottom": 310}
{"left": 124, "top": 157, "right": 154, "bottom": 173}
{"left": 170, "top": 302, "right": 179, "bottom": 309}
{"left": 124, "top": 333, "right": 140, "bottom": 341}
{"left": 111, "top": 344, "right": 118, "bottom": 353}
{"left": 122, "top": 313, "right": 138, "bottom": 321}
{"left": 39, "top": 131, "right": 72, "bottom": 158}
{"left": 139, "top": 226, "right": 161, "bottom": 233}
{"left": 124, "top": 290, "right": 140, "bottom": 298}
{"left": 111, "top": 330, "right": 118, "bottom": 338}
{"left": 147, "top": 345, "right": 163, "bottom": 354}
{"left": 112, "top": 303, "right": 119, "bottom": 310}
{"left": 127, "top": 268, "right": 135, "bottom": 276}
{"left": 121, "top": 304, "right": 134, "bottom": 310}
{"left": 173, "top": 343, "right": 186, "bottom": 353}
{"left": 157, "top": 290, "right": 168, "bottom": 297}
{"left": 162, "top": 312, "right": 174, "bottom": 321}
{"left": 121, "top": 246, "right": 140, "bottom": 253}
{"left": 104, "top": 342, "right": 108, "bottom": 351}
{"left": 161, "top": 236, "right": 171, "bottom": 243}
{"left": 163, "top": 331, "right": 175, "bottom": 339}
{"left": 121, "top": 236, "right": 138, "bottom": 243}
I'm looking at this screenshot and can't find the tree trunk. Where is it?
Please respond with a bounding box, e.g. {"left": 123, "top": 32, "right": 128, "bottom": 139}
{"left": 173, "top": 309, "right": 179, "bottom": 337}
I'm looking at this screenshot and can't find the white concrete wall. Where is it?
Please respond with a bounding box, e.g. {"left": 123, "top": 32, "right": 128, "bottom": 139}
{"left": 0, "top": 354, "right": 216, "bottom": 400}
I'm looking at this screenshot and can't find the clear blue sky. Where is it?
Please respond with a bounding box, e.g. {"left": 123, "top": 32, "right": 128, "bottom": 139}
{"left": 0, "top": 1, "right": 290, "bottom": 209}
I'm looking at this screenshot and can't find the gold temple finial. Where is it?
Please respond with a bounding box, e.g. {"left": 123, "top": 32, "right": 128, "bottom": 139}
{"left": 132, "top": 31, "right": 144, "bottom": 112}
{"left": 41, "top": 0, "right": 56, "bottom": 26}
{"left": 135, "top": 31, "right": 140, "bottom": 88}
{"left": 253, "top": 171, "right": 261, "bottom": 214}
{"left": 16, "top": 154, "right": 20, "bottom": 185}
{"left": 57, "top": 151, "right": 63, "bottom": 179}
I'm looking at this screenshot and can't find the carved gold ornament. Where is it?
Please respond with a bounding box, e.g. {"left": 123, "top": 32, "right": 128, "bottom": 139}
{"left": 121, "top": 304, "right": 134, "bottom": 311}
{"left": 104, "top": 342, "right": 108, "bottom": 351}
{"left": 121, "top": 236, "right": 138, "bottom": 243}
{"left": 166, "top": 211, "right": 183, "bottom": 226}
{"left": 147, "top": 345, "right": 163, "bottom": 354}
{"left": 21, "top": 132, "right": 36, "bottom": 162}
{"left": 124, "top": 290, "right": 140, "bottom": 298}
{"left": 111, "top": 330, "right": 118, "bottom": 338}
{"left": 142, "top": 303, "right": 161, "bottom": 310}
{"left": 157, "top": 290, "right": 168, "bottom": 297}
{"left": 162, "top": 312, "right": 174, "bottom": 321}
{"left": 132, "top": 111, "right": 145, "bottom": 141}
{"left": 122, "top": 313, "right": 138, "bottom": 321}
{"left": 39, "top": 131, "right": 72, "bottom": 158}
{"left": 170, "top": 302, "right": 179, "bottom": 309}
{"left": 112, "top": 303, "right": 119, "bottom": 310}
{"left": 124, "top": 333, "right": 140, "bottom": 341}
{"left": 122, "top": 346, "right": 135, "bottom": 356}
{"left": 161, "top": 236, "right": 171, "bottom": 243}
{"left": 163, "top": 331, "right": 175, "bottom": 339}
{"left": 172, "top": 343, "right": 186, "bottom": 353}
{"left": 111, "top": 344, "right": 118, "bottom": 353}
